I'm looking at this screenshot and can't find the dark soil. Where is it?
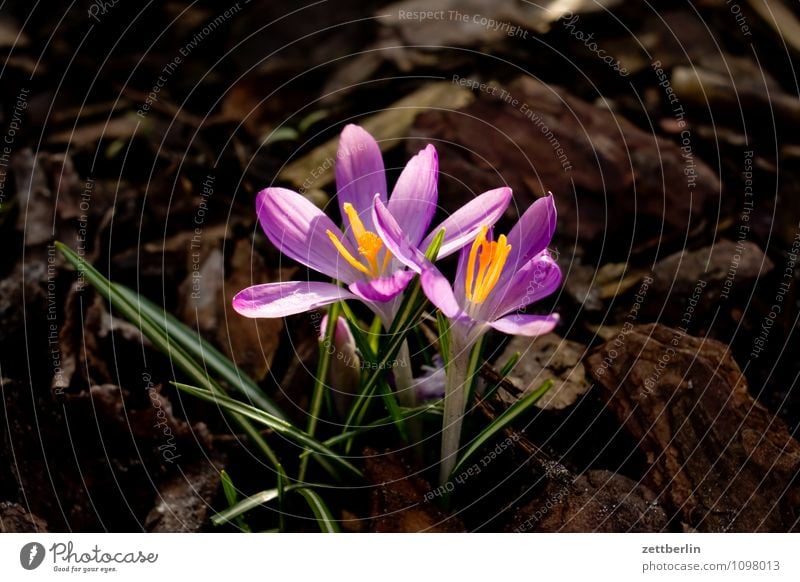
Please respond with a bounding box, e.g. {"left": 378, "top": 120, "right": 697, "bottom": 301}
{"left": 1, "top": 0, "right": 798, "bottom": 532}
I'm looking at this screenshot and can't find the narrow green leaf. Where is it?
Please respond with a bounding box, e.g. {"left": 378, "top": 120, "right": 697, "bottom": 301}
{"left": 449, "top": 379, "right": 554, "bottom": 478}
{"left": 297, "top": 109, "right": 329, "bottom": 134}
{"left": 436, "top": 311, "right": 451, "bottom": 368}
{"left": 339, "top": 302, "right": 377, "bottom": 362}
{"left": 482, "top": 351, "right": 521, "bottom": 403}
{"left": 367, "top": 314, "right": 382, "bottom": 353}
{"left": 310, "top": 402, "right": 443, "bottom": 451}
{"left": 348, "top": 315, "right": 409, "bottom": 443}
{"left": 114, "top": 285, "right": 285, "bottom": 419}
{"left": 213, "top": 484, "right": 339, "bottom": 532}
{"left": 212, "top": 488, "right": 279, "bottom": 526}
{"left": 261, "top": 127, "right": 299, "bottom": 145}
{"left": 296, "top": 488, "right": 340, "bottom": 533}
{"left": 425, "top": 228, "right": 446, "bottom": 261}
{"left": 220, "top": 470, "right": 237, "bottom": 506}
{"left": 466, "top": 335, "right": 485, "bottom": 403}
{"left": 377, "top": 378, "right": 407, "bottom": 441}
{"left": 173, "top": 382, "right": 362, "bottom": 479}
{"left": 220, "top": 470, "right": 251, "bottom": 532}
{"left": 341, "top": 275, "right": 427, "bottom": 448}
{"left": 299, "top": 302, "right": 341, "bottom": 481}
{"left": 55, "top": 242, "right": 286, "bottom": 477}
{"left": 499, "top": 352, "right": 521, "bottom": 377}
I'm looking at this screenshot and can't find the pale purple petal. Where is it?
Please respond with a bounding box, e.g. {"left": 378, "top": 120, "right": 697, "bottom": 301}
{"left": 320, "top": 313, "right": 356, "bottom": 350}
{"left": 349, "top": 269, "right": 416, "bottom": 302}
{"left": 232, "top": 281, "right": 355, "bottom": 318}
{"left": 505, "top": 194, "right": 557, "bottom": 274}
{"left": 257, "top": 188, "right": 361, "bottom": 283}
{"left": 488, "top": 313, "right": 559, "bottom": 336}
{"left": 335, "top": 124, "right": 387, "bottom": 233}
{"left": 453, "top": 244, "right": 471, "bottom": 306}
{"left": 373, "top": 195, "right": 430, "bottom": 274}
{"left": 421, "top": 187, "right": 512, "bottom": 259}
{"left": 486, "top": 251, "right": 562, "bottom": 320}
{"left": 387, "top": 144, "right": 438, "bottom": 246}
{"left": 415, "top": 356, "right": 446, "bottom": 400}
{"left": 420, "top": 268, "right": 465, "bottom": 319}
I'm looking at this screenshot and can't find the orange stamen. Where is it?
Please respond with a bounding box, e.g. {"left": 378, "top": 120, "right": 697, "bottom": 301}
{"left": 465, "top": 227, "right": 512, "bottom": 304}
{"left": 329, "top": 202, "right": 392, "bottom": 278}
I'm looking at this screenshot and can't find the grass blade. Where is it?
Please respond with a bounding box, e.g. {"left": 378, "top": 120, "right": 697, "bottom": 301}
{"left": 436, "top": 311, "right": 451, "bottom": 367}
{"left": 482, "top": 351, "right": 521, "bottom": 403}
{"left": 296, "top": 488, "right": 340, "bottom": 533}
{"left": 173, "top": 382, "right": 362, "bottom": 479}
{"left": 220, "top": 470, "right": 251, "bottom": 532}
{"left": 341, "top": 276, "right": 426, "bottom": 446}
{"left": 299, "top": 302, "right": 340, "bottom": 481}
{"left": 212, "top": 485, "right": 339, "bottom": 532}
{"left": 341, "top": 230, "right": 443, "bottom": 444}
{"left": 212, "top": 488, "right": 279, "bottom": 526}
{"left": 113, "top": 285, "right": 284, "bottom": 419}
{"left": 308, "top": 402, "right": 443, "bottom": 451}
{"left": 55, "top": 242, "right": 286, "bottom": 479}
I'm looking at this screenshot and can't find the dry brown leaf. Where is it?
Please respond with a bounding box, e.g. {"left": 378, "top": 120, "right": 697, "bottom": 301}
{"left": 747, "top": 0, "right": 800, "bottom": 54}
{"left": 48, "top": 116, "right": 140, "bottom": 147}
{"left": 217, "top": 239, "right": 284, "bottom": 382}
{"left": 279, "top": 82, "right": 474, "bottom": 190}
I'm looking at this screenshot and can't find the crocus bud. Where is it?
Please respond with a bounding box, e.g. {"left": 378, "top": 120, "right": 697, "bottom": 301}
{"left": 320, "top": 314, "right": 361, "bottom": 418}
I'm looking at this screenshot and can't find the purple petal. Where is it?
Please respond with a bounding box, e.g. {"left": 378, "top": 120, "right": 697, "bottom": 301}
{"left": 505, "top": 194, "right": 557, "bottom": 274}
{"left": 420, "top": 268, "right": 465, "bottom": 319}
{"left": 488, "top": 313, "right": 559, "bottom": 336}
{"left": 373, "top": 195, "right": 430, "bottom": 274}
{"left": 232, "top": 281, "right": 355, "bottom": 318}
{"left": 415, "top": 356, "right": 446, "bottom": 400}
{"left": 486, "top": 251, "right": 562, "bottom": 320}
{"left": 349, "top": 269, "right": 416, "bottom": 302}
{"left": 421, "top": 187, "right": 512, "bottom": 259}
{"left": 320, "top": 313, "right": 356, "bottom": 350}
{"left": 335, "top": 124, "right": 387, "bottom": 233}
{"left": 257, "top": 188, "right": 361, "bottom": 283}
{"left": 453, "top": 243, "right": 471, "bottom": 306}
{"left": 387, "top": 144, "right": 438, "bottom": 246}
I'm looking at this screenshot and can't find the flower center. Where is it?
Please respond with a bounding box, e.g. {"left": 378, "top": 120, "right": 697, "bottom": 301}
{"left": 465, "top": 225, "right": 512, "bottom": 304}
{"left": 326, "top": 202, "right": 392, "bottom": 278}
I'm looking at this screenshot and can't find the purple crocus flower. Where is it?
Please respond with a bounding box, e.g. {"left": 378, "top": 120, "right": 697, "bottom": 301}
{"left": 376, "top": 193, "right": 561, "bottom": 342}
{"left": 420, "top": 195, "right": 561, "bottom": 344}
{"left": 377, "top": 193, "right": 561, "bottom": 483}
{"left": 232, "top": 124, "right": 511, "bottom": 325}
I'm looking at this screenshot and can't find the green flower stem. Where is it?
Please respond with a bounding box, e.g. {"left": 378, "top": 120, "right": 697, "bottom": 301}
{"left": 394, "top": 340, "right": 416, "bottom": 409}
{"left": 395, "top": 339, "right": 424, "bottom": 447}
{"left": 299, "top": 302, "right": 341, "bottom": 482}
{"left": 340, "top": 230, "right": 445, "bottom": 451}
{"left": 439, "top": 333, "right": 480, "bottom": 485}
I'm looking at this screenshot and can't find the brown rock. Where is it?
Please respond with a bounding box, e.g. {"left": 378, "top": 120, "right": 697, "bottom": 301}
{"left": 145, "top": 453, "right": 225, "bottom": 532}
{"left": 363, "top": 448, "right": 463, "bottom": 532}
{"left": 498, "top": 333, "right": 589, "bottom": 410}
{"left": 412, "top": 76, "right": 721, "bottom": 255}
{"left": 509, "top": 468, "right": 668, "bottom": 532}
{"left": 639, "top": 239, "right": 773, "bottom": 324}
{"left": 0, "top": 502, "right": 48, "bottom": 532}
{"left": 587, "top": 323, "right": 800, "bottom": 531}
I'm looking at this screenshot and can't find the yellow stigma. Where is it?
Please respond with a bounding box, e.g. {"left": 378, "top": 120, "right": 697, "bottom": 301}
{"left": 465, "top": 225, "right": 512, "bottom": 304}
{"left": 326, "top": 202, "right": 392, "bottom": 277}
